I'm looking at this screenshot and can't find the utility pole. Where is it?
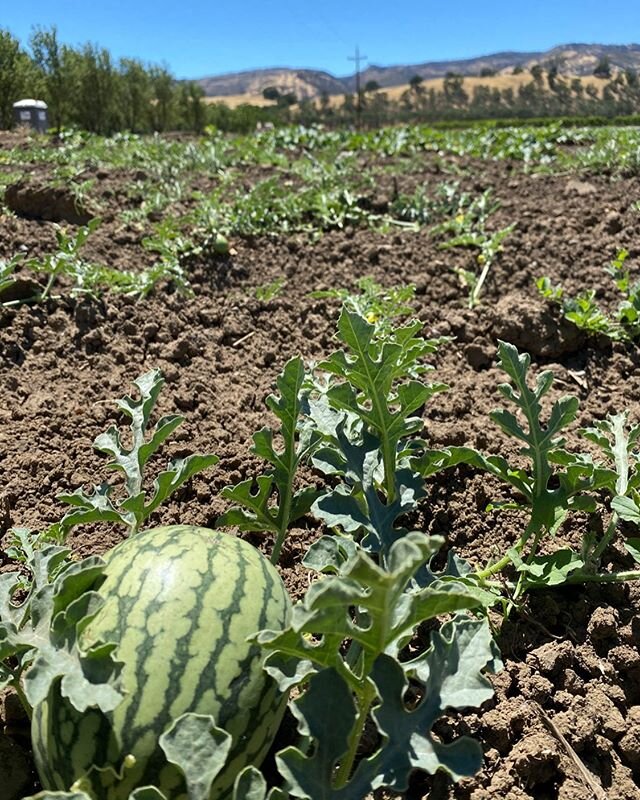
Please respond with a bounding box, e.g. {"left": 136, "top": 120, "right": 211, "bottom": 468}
{"left": 348, "top": 45, "right": 367, "bottom": 129}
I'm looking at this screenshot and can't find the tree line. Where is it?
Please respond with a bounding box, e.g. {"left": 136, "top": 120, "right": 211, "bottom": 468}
{"left": 2, "top": 26, "right": 640, "bottom": 135}
{"left": 297, "top": 64, "right": 640, "bottom": 128}
{"left": 1, "top": 26, "right": 229, "bottom": 134}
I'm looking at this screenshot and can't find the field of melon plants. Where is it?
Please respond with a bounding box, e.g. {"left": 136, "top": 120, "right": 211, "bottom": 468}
{"left": 2, "top": 122, "right": 640, "bottom": 800}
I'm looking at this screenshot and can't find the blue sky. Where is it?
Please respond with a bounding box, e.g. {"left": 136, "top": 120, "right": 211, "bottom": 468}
{"left": 3, "top": 0, "right": 640, "bottom": 79}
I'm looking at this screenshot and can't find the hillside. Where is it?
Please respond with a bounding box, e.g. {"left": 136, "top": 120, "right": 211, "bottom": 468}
{"left": 202, "top": 72, "right": 610, "bottom": 110}
{"left": 195, "top": 42, "right": 640, "bottom": 102}
{"left": 196, "top": 67, "right": 344, "bottom": 101}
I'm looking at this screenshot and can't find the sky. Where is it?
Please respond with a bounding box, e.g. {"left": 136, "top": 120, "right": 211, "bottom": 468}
{"left": 3, "top": 0, "right": 640, "bottom": 80}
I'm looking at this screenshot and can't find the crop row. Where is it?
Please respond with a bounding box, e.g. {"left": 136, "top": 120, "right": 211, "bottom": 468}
{"left": 4, "top": 123, "right": 640, "bottom": 181}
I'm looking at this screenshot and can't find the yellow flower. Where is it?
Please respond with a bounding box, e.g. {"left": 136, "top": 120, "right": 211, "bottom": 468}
{"left": 455, "top": 213, "right": 465, "bottom": 224}
{"left": 366, "top": 312, "right": 379, "bottom": 324}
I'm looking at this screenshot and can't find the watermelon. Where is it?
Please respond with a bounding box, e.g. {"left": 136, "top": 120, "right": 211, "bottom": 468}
{"left": 31, "top": 525, "right": 291, "bottom": 800}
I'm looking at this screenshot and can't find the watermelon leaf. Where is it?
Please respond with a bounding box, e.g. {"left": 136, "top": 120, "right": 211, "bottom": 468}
{"left": 276, "top": 668, "right": 357, "bottom": 799}
{"left": 233, "top": 766, "right": 287, "bottom": 799}
{"left": 21, "top": 788, "right": 168, "bottom": 799}
{"left": 311, "top": 425, "right": 426, "bottom": 560}
{"left": 219, "top": 356, "right": 321, "bottom": 563}
{"left": 20, "top": 793, "right": 93, "bottom": 800}
{"left": 316, "top": 309, "right": 446, "bottom": 504}
{"left": 277, "top": 617, "right": 496, "bottom": 798}
{"left": 58, "top": 369, "right": 218, "bottom": 536}
{"left": 160, "top": 713, "right": 232, "bottom": 800}
{"left": 412, "top": 341, "right": 607, "bottom": 596}
{"left": 507, "top": 547, "right": 584, "bottom": 590}
{"left": 302, "top": 534, "right": 359, "bottom": 574}
{"left": 256, "top": 532, "right": 496, "bottom": 796}
{"left": 0, "top": 540, "right": 124, "bottom": 716}
{"left": 258, "top": 532, "right": 494, "bottom": 693}
{"left": 612, "top": 495, "right": 640, "bottom": 522}
{"left": 20, "top": 767, "right": 287, "bottom": 800}
{"left": 21, "top": 790, "right": 169, "bottom": 800}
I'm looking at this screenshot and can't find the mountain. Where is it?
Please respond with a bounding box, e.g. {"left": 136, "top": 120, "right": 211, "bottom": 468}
{"left": 196, "top": 68, "right": 345, "bottom": 100}
{"left": 194, "top": 43, "right": 640, "bottom": 100}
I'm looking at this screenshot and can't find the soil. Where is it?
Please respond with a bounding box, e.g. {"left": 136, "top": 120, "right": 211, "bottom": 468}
{"left": 2, "top": 131, "right": 640, "bottom": 799}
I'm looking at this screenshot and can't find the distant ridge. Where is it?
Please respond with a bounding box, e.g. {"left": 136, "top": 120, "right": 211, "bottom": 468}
{"left": 194, "top": 43, "right": 640, "bottom": 100}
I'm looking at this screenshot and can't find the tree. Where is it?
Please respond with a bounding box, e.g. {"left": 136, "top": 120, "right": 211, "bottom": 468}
{"left": 406, "top": 74, "right": 425, "bottom": 110}
{"left": 546, "top": 62, "right": 559, "bottom": 91}
{"left": 501, "top": 87, "right": 515, "bottom": 108}
{"left": 262, "top": 86, "right": 280, "bottom": 101}
{"left": 594, "top": 56, "right": 612, "bottom": 79}
{"left": 297, "top": 98, "right": 320, "bottom": 125}
{"left": 177, "top": 81, "right": 206, "bottom": 132}
{"left": 585, "top": 84, "right": 599, "bottom": 101}
{"left": 530, "top": 64, "right": 544, "bottom": 83}
{"left": 29, "top": 25, "right": 75, "bottom": 130}
{"left": 276, "top": 92, "right": 297, "bottom": 108}
{"left": 341, "top": 92, "right": 356, "bottom": 122}
{"left": 74, "top": 44, "right": 121, "bottom": 134}
{"left": 479, "top": 67, "right": 496, "bottom": 77}
{"left": 188, "top": 82, "right": 206, "bottom": 132}
{"left": 319, "top": 91, "right": 331, "bottom": 115}
{"left": 364, "top": 79, "right": 380, "bottom": 93}
{"left": 443, "top": 74, "right": 468, "bottom": 107}
{"left": 120, "top": 58, "right": 152, "bottom": 132}
{"left": 149, "top": 65, "right": 175, "bottom": 131}
{"left": 0, "top": 29, "right": 38, "bottom": 128}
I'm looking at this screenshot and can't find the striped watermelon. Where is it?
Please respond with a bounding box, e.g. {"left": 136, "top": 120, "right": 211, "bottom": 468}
{"left": 31, "top": 526, "right": 291, "bottom": 800}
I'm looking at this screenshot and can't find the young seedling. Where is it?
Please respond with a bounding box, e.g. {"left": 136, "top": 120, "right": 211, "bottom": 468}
{"left": 141, "top": 218, "right": 194, "bottom": 296}
{"left": 309, "top": 277, "right": 416, "bottom": 337}
{"left": 449, "top": 224, "right": 515, "bottom": 308}
{"left": 23, "top": 219, "right": 101, "bottom": 302}
{"left": 298, "top": 309, "right": 448, "bottom": 568}
{"left": 537, "top": 249, "right": 640, "bottom": 343}
{"left": 314, "top": 309, "right": 446, "bottom": 506}
{"left": 417, "top": 341, "right": 595, "bottom": 596}
{"left": 584, "top": 413, "right": 640, "bottom": 571}
{"left": 417, "top": 342, "right": 640, "bottom": 600}
{"left": 428, "top": 186, "right": 514, "bottom": 308}
{"left": 218, "top": 357, "right": 320, "bottom": 564}
{"left": 58, "top": 369, "right": 218, "bottom": 537}
{"left": 254, "top": 277, "right": 287, "bottom": 303}
{"left": 0, "top": 253, "right": 24, "bottom": 303}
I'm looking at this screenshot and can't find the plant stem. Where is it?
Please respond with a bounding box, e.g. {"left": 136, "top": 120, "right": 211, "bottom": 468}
{"left": 565, "top": 568, "right": 640, "bottom": 585}
{"left": 334, "top": 681, "right": 377, "bottom": 789}
{"left": 39, "top": 271, "right": 57, "bottom": 303}
{"left": 271, "top": 516, "right": 289, "bottom": 565}
{"left": 475, "top": 527, "right": 531, "bottom": 580}
{"left": 589, "top": 512, "right": 618, "bottom": 566}
{"left": 11, "top": 677, "right": 32, "bottom": 721}
{"left": 271, "top": 445, "right": 296, "bottom": 565}
{"left": 475, "top": 552, "right": 512, "bottom": 581}
{"left": 470, "top": 256, "right": 491, "bottom": 308}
